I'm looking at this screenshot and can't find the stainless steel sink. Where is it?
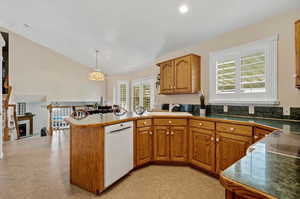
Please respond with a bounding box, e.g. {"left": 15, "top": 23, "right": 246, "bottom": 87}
{"left": 265, "top": 131, "right": 300, "bottom": 159}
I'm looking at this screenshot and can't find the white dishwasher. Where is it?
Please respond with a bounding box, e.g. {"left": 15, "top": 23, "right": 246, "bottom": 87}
{"left": 104, "top": 121, "right": 134, "bottom": 188}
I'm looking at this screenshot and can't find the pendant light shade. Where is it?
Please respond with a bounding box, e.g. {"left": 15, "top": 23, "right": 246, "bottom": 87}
{"left": 89, "top": 50, "right": 105, "bottom": 81}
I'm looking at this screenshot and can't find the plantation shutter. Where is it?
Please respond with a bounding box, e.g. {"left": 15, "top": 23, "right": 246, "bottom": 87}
{"left": 119, "top": 83, "right": 128, "bottom": 108}
{"left": 143, "top": 83, "right": 151, "bottom": 111}
{"left": 240, "top": 52, "right": 266, "bottom": 93}
{"left": 132, "top": 84, "right": 140, "bottom": 110}
{"left": 216, "top": 59, "right": 236, "bottom": 93}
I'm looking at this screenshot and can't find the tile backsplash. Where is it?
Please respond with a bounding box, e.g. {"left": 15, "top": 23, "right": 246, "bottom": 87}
{"left": 161, "top": 104, "right": 300, "bottom": 120}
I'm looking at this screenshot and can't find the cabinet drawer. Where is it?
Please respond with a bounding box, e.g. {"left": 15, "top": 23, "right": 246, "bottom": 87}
{"left": 216, "top": 123, "right": 252, "bottom": 137}
{"left": 153, "top": 119, "right": 187, "bottom": 126}
{"left": 255, "top": 128, "right": 273, "bottom": 135}
{"left": 136, "top": 119, "right": 152, "bottom": 127}
{"left": 189, "top": 119, "right": 215, "bottom": 130}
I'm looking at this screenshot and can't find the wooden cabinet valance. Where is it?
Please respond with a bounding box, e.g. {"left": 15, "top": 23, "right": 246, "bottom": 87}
{"left": 296, "top": 20, "right": 300, "bottom": 88}
{"left": 157, "top": 54, "right": 201, "bottom": 94}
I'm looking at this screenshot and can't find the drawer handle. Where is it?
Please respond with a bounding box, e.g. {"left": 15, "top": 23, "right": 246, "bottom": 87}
{"left": 199, "top": 123, "right": 202, "bottom": 126}
{"left": 169, "top": 121, "right": 172, "bottom": 124}
{"left": 230, "top": 127, "right": 234, "bottom": 131}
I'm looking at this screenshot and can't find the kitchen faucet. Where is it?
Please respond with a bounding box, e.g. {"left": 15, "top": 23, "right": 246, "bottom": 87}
{"left": 169, "top": 104, "right": 180, "bottom": 112}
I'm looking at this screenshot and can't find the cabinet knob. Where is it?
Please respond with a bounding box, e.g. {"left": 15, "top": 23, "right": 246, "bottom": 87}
{"left": 166, "top": 132, "right": 170, "bottom": 135}
{"left": 230, "top": 127, "right": 234, "bottom": 131}
{"left": 216, "top": 138, "right": 220, "bottom": 142}
{"left": 149, "top": 131, "right": 153, "bottom": 135}
{"left": 254, "top": 135, "right": 258, "bottom": 139}
{"left": 199, "top": 123, "right": 202, "bottom": 126}
{"left": 171, "top": 132, "right": 174, "bottom": 135}
{"left": 211, "top": 137, "right": 214, "bottom": 141}
{"left": 168, "top": 120, "right": 172, "bottom": 124}
{"left": 143, "top": 122, "right": 147, "bottom": 125}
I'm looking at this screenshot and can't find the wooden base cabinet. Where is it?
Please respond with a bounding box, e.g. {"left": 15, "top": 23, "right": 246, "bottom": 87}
{"left": 189, "top": 128, "right": 215, "bottom": 172}
{"left": 216, "top": 132, "right": 252, "bottom": 173}
{"left": 154, "top": 126, "right": 170, "bottom": 161}
{"left": 154, "top": 126, "right": 187, "bottom": 162}
{"left": 136, "top": 127, "right": 153, "bottom": 166}
{"left": 170, "top": 126, "right": 187, "bottom": 162}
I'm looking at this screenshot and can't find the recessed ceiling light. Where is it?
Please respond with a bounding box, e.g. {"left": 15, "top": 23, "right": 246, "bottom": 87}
{"left": 179, "top": 4, "right": 189, "bottom": 14}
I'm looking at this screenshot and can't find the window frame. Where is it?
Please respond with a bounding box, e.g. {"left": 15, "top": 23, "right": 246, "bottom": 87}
{"left": 209, "top": 35, "right": 278, "bottom": 105}
{"left": 131, "top": 78, "right": 155, "bottom": 112}
{"left": 115, "top": 80, "right": 130, "bottom": 110}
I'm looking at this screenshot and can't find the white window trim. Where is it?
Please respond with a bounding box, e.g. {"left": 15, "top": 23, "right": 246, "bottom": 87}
{"left": 209, "top": 35, "right": 279, "bottom": 105}
{"left": 131, "top": 78, "right": 155, "bottom": 112}
{"left": 115, "top": 80, "right": 130, "bottom": 110}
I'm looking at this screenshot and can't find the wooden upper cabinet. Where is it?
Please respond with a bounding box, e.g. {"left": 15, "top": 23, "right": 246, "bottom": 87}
{"left": 170, "top": 126, "right": 187, "bottom": 162}
{"left": 136, "top": 127, "right": 153, "bottom": 166}
{"left": 160, "top": 60, "right": 174, "bottom": 94}
{"left": 296, "top": 20, "right": 300, "bottom": 88}
{"left": 157, "top": 54, "right": 201, "bottom": 94}
{"left": 215, "top": 132, "right": 252, "bottom": 174}
{"left": 189, "top": 128, "right": 215, "bottom": 172}
{"left": 174, "top": 56, "right": 192, "bottom": 93}
{"left": 154, "top": 126, "right": 170, "bottom": 161}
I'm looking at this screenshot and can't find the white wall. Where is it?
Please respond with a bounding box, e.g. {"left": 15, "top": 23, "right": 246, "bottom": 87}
{"left": 107, "top": 8, "right": 300, "bottom": 108}
{"left": 26, "top": 103, "right": 48, "bottom": 135}
{"left": 0, "top": 27, "right": 106, "bottom": 103}
{"left": 0, "top": 27, "right": 106, "bottom": 144}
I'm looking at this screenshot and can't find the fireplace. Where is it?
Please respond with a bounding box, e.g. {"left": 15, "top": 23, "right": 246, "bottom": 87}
{"left": 18, "top": 123, "right": 27, "bottom": 137}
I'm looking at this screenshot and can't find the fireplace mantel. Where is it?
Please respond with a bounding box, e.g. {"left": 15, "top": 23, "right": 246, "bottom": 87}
{"left": 17, "top": 114, "right": 35, "bottom": 138}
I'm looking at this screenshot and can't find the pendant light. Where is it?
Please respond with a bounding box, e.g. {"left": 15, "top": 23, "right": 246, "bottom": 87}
{"left": 88, "top": 50, "right": 105, "bottom": 81}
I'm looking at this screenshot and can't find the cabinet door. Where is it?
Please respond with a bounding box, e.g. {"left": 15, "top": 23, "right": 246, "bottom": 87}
{"left": 189, "top": 128, "right": 215, "bottom": 172}
{"left": 174, "top": 56, "right": 192, "bottom": 93}
{"left": 160, "top": 61, "right": 174, "bottom": 94}
{"left": 170, "top": 126, "right": 187, "bottom": 162}
{"left": 154, "top": 126, "right": 170, "bottom": 161}
{"left": 136, "top": 127, "right": 153, "bottom": 166}
{"left": 216, "top": 132, "right": 252, "bottom": 173}
{"left": 296, "top": 20, "right": 300, "bottom": 87}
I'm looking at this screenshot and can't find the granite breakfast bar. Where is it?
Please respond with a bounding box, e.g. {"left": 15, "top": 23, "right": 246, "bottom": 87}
{"left": 66, "top": 112, "right": 300, "bottom": 198}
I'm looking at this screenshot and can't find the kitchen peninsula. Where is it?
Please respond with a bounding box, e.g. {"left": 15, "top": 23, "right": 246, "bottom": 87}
{"left": 66, "top": 113, "right": 300, "bottom": 198}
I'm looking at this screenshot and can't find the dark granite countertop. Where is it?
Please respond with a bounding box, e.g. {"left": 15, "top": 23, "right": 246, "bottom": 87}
{"left": 222, "top": 130, "right": 300, "bottom": 199}
{"left": 198, "top": 114, "right": 300, "bottom": 133}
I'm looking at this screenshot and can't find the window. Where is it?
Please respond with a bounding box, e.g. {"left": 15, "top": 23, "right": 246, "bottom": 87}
{"left": 209, "top": 35, "right": 278, "bottom": 104}
{"left": 131, "top": 78, "right": 155, "bottom": 111}
{"left": 115, "top": 80, "right": 129, "bottom": 110}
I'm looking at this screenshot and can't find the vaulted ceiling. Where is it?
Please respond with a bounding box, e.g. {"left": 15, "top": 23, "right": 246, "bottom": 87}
{"left": 0, "top": 0, "right": 299, "bottom": 74}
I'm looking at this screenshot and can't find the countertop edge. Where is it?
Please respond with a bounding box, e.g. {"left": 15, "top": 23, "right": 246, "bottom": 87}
{"left": 65, "top": 115, "right": 279, "bottom": 131}
{"left": 219, "top": 172, "right": 277, "bottom": 199}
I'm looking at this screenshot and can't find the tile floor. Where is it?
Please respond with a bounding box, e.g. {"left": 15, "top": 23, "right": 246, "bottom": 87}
{"left": 0, "top": 131, "right": 224, "bottom": 199}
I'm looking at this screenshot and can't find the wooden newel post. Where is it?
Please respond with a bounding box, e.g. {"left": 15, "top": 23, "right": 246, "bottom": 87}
{"left": 47, "top": 104, "right": 53, "bottom": 136}
{"left": 3, "top": 86, "right": 12, "bottom": 141}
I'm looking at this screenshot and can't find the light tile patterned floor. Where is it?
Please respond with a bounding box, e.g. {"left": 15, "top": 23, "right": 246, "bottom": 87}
{"left": 0, "top": 131, "right": 224, "bottom": 199}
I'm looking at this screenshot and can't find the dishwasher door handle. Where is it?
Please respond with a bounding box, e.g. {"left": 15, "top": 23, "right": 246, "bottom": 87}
{"left": 109, "top": 126, "right": 132, "bottom": 134}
